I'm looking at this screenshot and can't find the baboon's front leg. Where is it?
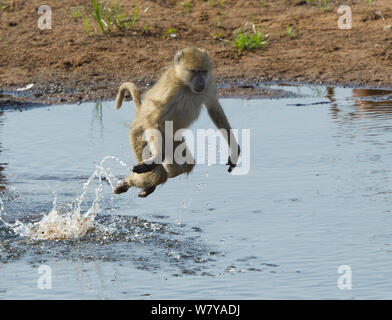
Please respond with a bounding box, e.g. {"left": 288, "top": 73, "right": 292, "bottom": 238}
{"left": 205, "top": 97, "right": 240, "bottom": 172}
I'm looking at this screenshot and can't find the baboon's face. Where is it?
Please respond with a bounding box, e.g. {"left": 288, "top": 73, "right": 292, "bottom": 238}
{"left": 174, "top": 47, "right": 212, "bottom": 94}
{"left": 188, "top": 69, "right": 209, "bottom": 93}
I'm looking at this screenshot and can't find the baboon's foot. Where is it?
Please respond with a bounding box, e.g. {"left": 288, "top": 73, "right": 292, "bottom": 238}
{"left": 138, "top": 186, "right": 156, "bottom": 198}
{"left": 132, "top": 162, "right": 158, "bottom": 174}
{"left": 113, "top": 181, "right": 131, "bottom": 194}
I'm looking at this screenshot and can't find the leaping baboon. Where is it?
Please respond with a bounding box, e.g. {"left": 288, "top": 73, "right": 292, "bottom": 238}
{"left": 113, "top": 47, "right": 240, "bottom": 198}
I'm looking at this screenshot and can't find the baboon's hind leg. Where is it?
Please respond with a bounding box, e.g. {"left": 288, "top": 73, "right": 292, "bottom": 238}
{"left": 131, "top": 165, "right": 168, "bottom": 197}
{"left": 114, "top": 128, "right": 168, "bottom": 197}
{"left": 113, "top": 179, "right": 132, "bottom": 194}
{"left": 164, "top": 162, "right": 195, "bottom": 178}
{"left": 164, "top": 139, "right": 195, "bottom": 178}
{"left": 138, "top": 186, "right": 156, "bottom": 198}
{"left": 113, "top": 165, "right": 168, "bottom": 197}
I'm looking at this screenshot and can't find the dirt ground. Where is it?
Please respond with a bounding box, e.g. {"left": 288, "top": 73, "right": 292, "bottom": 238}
{"left": 1, "top": 0, "right": 392, "bottom": 104}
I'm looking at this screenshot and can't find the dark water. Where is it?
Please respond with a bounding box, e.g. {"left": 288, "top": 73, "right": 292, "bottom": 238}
{"left": 1, "top": 86, "right": 392, "bottom": 299}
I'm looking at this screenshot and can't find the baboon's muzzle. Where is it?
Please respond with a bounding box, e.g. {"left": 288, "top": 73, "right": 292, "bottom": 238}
{"left": 193, "top": 77, "right": 206, "bottom": 93}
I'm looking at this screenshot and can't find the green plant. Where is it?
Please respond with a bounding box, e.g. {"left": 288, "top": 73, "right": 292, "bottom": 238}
{"left": 301, "top": 0, "right": 330, "bottom": 11}
{"left": 162, "top": 28, "right": 176, "bottom": 39}
{"left": 90, "top": 0, "right": 106, "bottom": 32}
{"left": 69, "top": 6, "right": 84, "bottom": 18}
{"left": 320, "top": 0, "right": 330, "bottom": 11}
{"left": 113, "top": 4, "right": 138, "bottom": 30}
{"left": 211, "top": 32, "right": 225, "bottom": 39}
{"left": 286, "top": 24, "right": 295, "bottom": 38}
{"left": 181, "top": 0, "right": 191, "bottom": 14}
{"left": 131, "top": 6, "right": 139, "bottom": 27}
{"left": 82, "top": 16, "right": 90, "bottom": 35}
{"left": 216, "top": 12, "right": 226, "bottom": 27}
{"left": 80, "top": 0, "right": 139, "bottom": 34}
{"left": 259, "top": 0, "right": 266, "bottom": 6}
{"left": 208, "top": 0, "right": 224, "bottom": 8}
{"left": 233, "top": 23, "right": 268, "bottom": 54}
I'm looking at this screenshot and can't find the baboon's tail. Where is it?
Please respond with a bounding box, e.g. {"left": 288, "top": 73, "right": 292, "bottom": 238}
{"left": 115, "top": 82, "right": 141, "bottom": 113}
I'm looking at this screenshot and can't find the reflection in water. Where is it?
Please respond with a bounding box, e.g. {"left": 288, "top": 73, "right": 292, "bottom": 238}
{"left": 328, "top": 87, "right": 392, "bottom": 121}
{"left": 352, "top": 89, "right": 392, "bottom": 117}
{"left": 0, "top": 165, "right": 6, "bottom": 192}
{"left": 0, "top": 112, "right": 7, "bottom": 191}
{"left": 325, "top": 87, "right": 339, "bottom": 120}
{"left": 90, "top": 102, "right": 104, "bottom": 139}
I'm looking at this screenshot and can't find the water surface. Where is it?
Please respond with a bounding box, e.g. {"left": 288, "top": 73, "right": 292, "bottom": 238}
{"left": 1, "top": 86, "right": 392, "bottom": 299}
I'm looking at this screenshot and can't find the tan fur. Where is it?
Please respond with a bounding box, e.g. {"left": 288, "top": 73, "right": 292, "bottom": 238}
{"left": 115, "top": 82, "right": 141, "bottom": 112}
{"left": 113, "top": 47, "right": 240, "bottom": 198}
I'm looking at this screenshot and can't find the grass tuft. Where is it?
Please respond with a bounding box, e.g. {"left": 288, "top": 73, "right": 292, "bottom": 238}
{"left": 286, "top": 24, "right": 295, "bottom": 38}
{"left": 72, "top": 0, "right": 140, "bottom": 35}
{"left": 233, "top": 23, "right": 268, "bottom": 54}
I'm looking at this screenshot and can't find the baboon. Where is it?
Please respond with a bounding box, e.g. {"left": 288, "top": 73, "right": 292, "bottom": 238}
{"left": 113, "top": 47, "right": 240, "bottom": 198}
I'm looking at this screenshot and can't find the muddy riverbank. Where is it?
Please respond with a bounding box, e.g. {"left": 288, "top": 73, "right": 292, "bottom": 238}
{"left": 1, "top": 0, "right": 392, "bottom": 104}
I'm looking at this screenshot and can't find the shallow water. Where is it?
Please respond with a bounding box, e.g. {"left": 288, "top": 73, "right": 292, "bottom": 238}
{"left": 1, "top": 86, "right": 392, "bottom": 299}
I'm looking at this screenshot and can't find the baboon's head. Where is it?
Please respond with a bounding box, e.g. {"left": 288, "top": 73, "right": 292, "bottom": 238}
{"left": 174, "top": 47, "right": 212, "bottom": 94}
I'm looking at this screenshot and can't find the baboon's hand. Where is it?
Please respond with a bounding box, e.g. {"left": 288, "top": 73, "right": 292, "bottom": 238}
{"left": 133, "top": 162, "right": 158, "bottom": 174}
{"left": 226, "top": 145, "right": 240, "bottom": 173}
{"left": 226, "top": 157, "right": 236, "bottom": 172}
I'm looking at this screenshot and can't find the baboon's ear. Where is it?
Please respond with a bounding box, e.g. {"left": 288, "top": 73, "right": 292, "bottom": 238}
{"left": 174, "top": 50, "right": 183, "bottom": 65}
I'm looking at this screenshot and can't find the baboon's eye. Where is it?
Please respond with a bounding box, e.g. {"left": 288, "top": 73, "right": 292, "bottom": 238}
{"left": 190, "top": 70, "right": 207, "bottom": 75}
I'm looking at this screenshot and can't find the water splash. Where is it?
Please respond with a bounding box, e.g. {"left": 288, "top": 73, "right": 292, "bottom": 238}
{"left": 0, "top": 156, "right": 129, "bottom": 241}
